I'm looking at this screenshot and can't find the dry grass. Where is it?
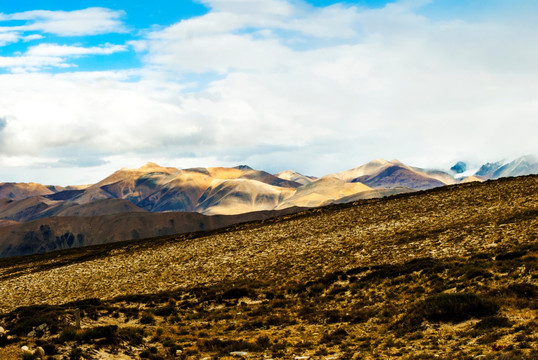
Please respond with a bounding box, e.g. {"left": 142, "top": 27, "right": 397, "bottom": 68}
{"left": 0, "top": 175, "right": 536, "bottom": 359}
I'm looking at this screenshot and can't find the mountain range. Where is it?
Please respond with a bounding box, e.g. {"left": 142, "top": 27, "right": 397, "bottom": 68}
{"left": 0, "top": 155, "right": 536, "bottom": 257}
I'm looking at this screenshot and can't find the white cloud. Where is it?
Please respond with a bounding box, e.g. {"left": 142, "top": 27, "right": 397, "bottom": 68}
{"left": 0, "top": 32, "right": 45, "bottom": 47}
{"left": 0, "top": 0, "right": 537, "bottom": 184}
{"left": 0, "top": 43, "right": 127, "bottom": 72}
{"left": 0, "top": 32, "right": 20, "bottom": 46}
{"left": 0, "top": 7, "right": 126, "bottom": 36}
{"left": 0, "top": 55, "right": 68, "bottom": 72}
{"left": 26, "top": 43, "right": 127, "bottom": 57}
{"left": 23, "top": 34, "right": 44, "bottom": 41}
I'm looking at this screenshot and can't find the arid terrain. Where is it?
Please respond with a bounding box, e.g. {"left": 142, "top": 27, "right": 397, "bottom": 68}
{"left": 0, "top": 175, "right": 536, "bottom": 359}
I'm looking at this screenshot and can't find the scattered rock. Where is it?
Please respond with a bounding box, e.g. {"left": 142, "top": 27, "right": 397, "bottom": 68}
{"left": 34, "top": 346, "right": 46, "bottom": 358}
{"left": 230, "top": 351, "right": 249, "bottom": 356}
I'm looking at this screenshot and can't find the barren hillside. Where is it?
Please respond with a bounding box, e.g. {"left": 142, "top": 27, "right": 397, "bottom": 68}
{"left": 0, "top": 175, "right": 536, "bottom": 359}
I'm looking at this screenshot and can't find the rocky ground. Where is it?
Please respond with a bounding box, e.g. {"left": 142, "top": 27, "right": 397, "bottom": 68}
{"left": 0, "top": 175, "right": 536, "bottom": 359}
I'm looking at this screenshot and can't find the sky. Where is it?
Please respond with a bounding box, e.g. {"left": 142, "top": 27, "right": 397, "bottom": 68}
{"left": 0, "top": 0, "right": 537, "bottom": 185}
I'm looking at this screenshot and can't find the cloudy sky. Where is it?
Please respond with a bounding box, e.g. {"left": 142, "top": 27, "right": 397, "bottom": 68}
{"left": 0, "top": 0, "right": 537, "bottom": 185}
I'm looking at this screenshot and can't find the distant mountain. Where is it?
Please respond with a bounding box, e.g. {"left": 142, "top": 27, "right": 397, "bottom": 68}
{"left": 275, "top": 170, "right": 317, "bottom": 185}
{"left": 328, "top": 159, "right": 454, "bottom": 190}
{"left": 490, "top": 155, "right": 538, "bottom": 178}
{"left": 475, "top": 161, "right": 505, "bottom": 178}
{"left": 276, "top": 177, "right": 372, "bottom": 209}
{"left": 0, "top": 182, "right": 56, "bottom": 201}
{"left": 195, "top": 179, "right": 295, "bottom": 215}
{"left": 475, "top": 155, "right": 538, "bottom": 179}
{"left": 1, "top": 156, "right": 535, "bottom": 257}
{"left": 332, "top": 160, "right": 449, "bottom": 190}
{"left": 450, "top": 161, "right": 467, "bottom": 174}
{"left": 327, "top": 158, "right": 390, "bottom": 182}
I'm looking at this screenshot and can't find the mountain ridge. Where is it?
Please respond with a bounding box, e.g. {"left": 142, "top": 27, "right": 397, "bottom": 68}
{"left": 0, "top": 155, "right": 536, "bottom": 257}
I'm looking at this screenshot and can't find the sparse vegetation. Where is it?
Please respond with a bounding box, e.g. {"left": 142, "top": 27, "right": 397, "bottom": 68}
{"left": 0, "top": 175, "right": 536, "bottom": 359}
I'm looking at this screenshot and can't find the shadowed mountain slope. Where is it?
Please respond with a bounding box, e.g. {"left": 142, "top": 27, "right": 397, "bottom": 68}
{"left": 0, "top": 197, "right": 59, "bottom": 222}
{"left": 0, "top": 206, "right": 304, "bottom": 258}
{"left": 353, "top": 162, "right": 446, "bottom": 190}
{"left": 330, "top": 159, "right": 452, "bottom": 190}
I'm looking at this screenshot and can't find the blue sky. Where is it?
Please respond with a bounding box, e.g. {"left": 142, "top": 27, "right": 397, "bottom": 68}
{"left": 0, "top": 0, "right": 397, "bottom": 73}
{"left": 0, "top": 0, "right": 537, "bottom": 184}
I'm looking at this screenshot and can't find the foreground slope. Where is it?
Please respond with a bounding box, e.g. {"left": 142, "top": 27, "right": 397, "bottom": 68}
{"left": 0, "top": 175, "right": 536, "bottom": 359}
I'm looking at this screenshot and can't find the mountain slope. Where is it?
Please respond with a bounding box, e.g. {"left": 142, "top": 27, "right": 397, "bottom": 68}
{"left": 475, "top": 155, "right": 538, "bottom": 179}
{"left": 0, "top": 197, "right": 59, "bottom": 222}
{"left": 276, "top": 177, "right": 372, "bottom": 209}
{"left": 353, "top": 163, "right": 446, "bottom": 190}
{"left": 275, "top": 170, "right": 317, "bottom": 185}
{"left": 330, "top": 159, "right": 452, "bottom": 189}
{"left": 0, "top": 182, "right": 55, "bottom": 201}
{"left": 327, "top": 158, "right": 391, "bottom": 182}
{"left": 195, "top": 179, "right": 295, "bottom": 215}
{"left": 0, "top": 206, "right": 304, "bottom": 258}
{"left": 0, "top": 175, "right": 535, "bottom": 359}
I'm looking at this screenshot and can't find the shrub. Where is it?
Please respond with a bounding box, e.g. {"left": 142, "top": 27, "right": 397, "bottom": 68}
{"left": 496, "top": 251, "right": 525, "bottom": 261}
{"left": 21, "top": 352, "right": 36, "bottom": 360}
{"left": 140, "top": 312, "right": 155, "bottom": 325}
{"left": 59, "top": 327, "right": 78, "bottom": 342}
{"left": 419, "top": 293, "right": 499, "bottom": 323}
{"left": 153, "top": 306, "right": 175, "bottom": 317}
{"left": 255, "top": 335, "right": 271, "bottom": 348}
{"left": 395, "top": 293, "right": 499, "bottom": 334}
{"left": 119, "top": 327, "right": 144, "bottom": 346}
{"left": 69, "top": 347, "right": 83, "bottom": 360}
{"left": 320, "top": 328, "right": 348, "bottom": 345}
{"left": 221, "top": 287, "right": 252, "bottom": 300}
{"left": 80, "top": 325, "right": 119, "bottom": 345}
{"left": 507, "top": 283, "right": 538, "bottom": 299}
{"left": 474, "top": 316, "right": 512, "bottom": 330}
